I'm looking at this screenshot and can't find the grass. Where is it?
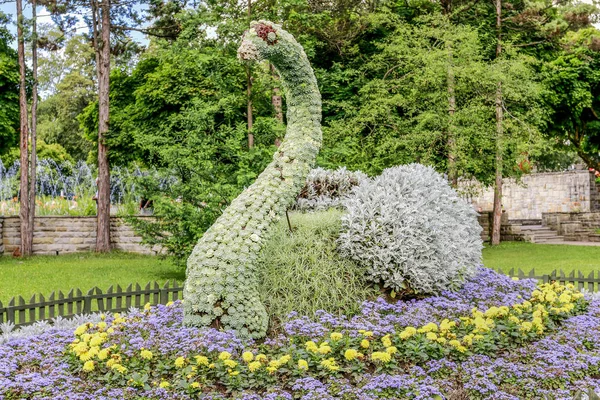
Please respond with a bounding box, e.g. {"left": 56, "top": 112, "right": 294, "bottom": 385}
{"left": 0, "top": 252, "right": 184, "bottom": 303}
{"left": 258, "top": 210, "right": 380, "bottom": 329}
{"left": 483, "top": 241, "right": 600, "bottom": 274}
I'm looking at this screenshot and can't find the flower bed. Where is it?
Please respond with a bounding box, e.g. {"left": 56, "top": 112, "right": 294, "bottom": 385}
{"left": 2, "top": 269, "right": 600, "bottom": 399}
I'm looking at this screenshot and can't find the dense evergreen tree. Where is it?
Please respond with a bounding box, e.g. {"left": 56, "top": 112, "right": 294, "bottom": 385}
{"left": 0, "top": 12, "right": 19, "bottom": 156}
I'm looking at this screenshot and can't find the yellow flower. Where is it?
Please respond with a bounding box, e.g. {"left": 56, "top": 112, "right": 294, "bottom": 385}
{"left": 305, "top": 341, "right": 318, "bottom": 353}
{"left": 82, "top": 360, "right": 95, "bottom": 372}
{"left": 436, "top": 338, "right": 447, "bottom": 345}
{"left": 73, "top": 342, "right": 88, "bottom": 355}
{"left": 320, "top": 358, "right": 340, "bottom": 371}
{"left": 144, "top": 303, "right": 152, "bottom": 311}
{"left": 520, "top": 322, "right": 533, "bottom": 332}
{"left": 509, "top": 316, "right": 520, "bottom": 324}
{"left": 255, "top": 354, "right": 267, "bottom": 361}
{"left": 195, "top": 355, "right": 209, "bottom": 366}
{"left": 110, "top": 363, "right": 127, "bottom": 373}
{"left": 439, "top": 319, "right": 456, "bottom": 332}
{"left": 558, "top": 292, "right": 571, "bottom": 303}
{"left": 79, "top": 352, "right": 93, "bottom": 362}
{"left": 545, "top": 292, "right": 557, "bottom": 303}
{"left": 209, "top": 363, "right": 215, "bottom": 369}
{"left": 449, "top": 340, "right": 461, "bottom": 348}
{"left": 74, "top": 324, "right": 88, "bottom": 336}
{"left": 89, "top": 336, "right": 104, "bottom": 347}
{"left": 248, "top": 361, "right": 262, "bottom": 372}
{"left": 191, "top": 382, "right": 200, "bottom": 389}
{"left": 462, "top": 335, "right": 474, "bottom": 346}
{"left": 371, "top": 351, "right": 392, "bottom": 363}
{"left": 381, "top": 335, "right": 392, "bottom": 348}
{"left": 298, "top": 359, "right": 309, "bottom": 370}
{"left": 330, "top": 332, "right": 343, "bottom": 341}
{"left": 96, "top": 321, "right": 107, "bottom": 331}
{"left": 484, "top": 306, "right": 499, "bottom": 318}
{"left": 344, "top": 349, "right": 360, "bottom": 361}
{"left": 140, "top": 349, "right": 153, "bottom": 360}
{"left": 159, "top": 381, "right": 170, "bottom": 388}
{"left": 318, "top": 344, "right": 332, "bottom": 354}
{"left": 266, "top": 366, "right": 278, "bottom": 374}
{"left": 223, "top": 359, "right": 238, "bottom": 368}
{"left": 279, "top": 355, "right": 291, "bottom": 364}
{"left": 426, "top": 332, "right": 438, "bottom": 341}
{"left": 360, "top": 339, "right": 370, "bottom": 349}
{"left": 386, "top": 346, "right": 398, "bottom": 354}
{"left": 175, "top": 357, "right": 186, "bottom": 368}
{"left": 228, "top": 369, "right": 240, "bottom": 376}
{"left": 98, "top": 349, "right": 109, "bottom": 361}
{"left": 242, "top": 351, "right": 254, "bottom": 363}
{"left": 399, "top": 326, "right": 417, "bottom": 339}
{"left": 218, "top": 351, "right": 232, "bottom": 360}
{"left": 419, "top": 322, "right": 438, "bottom": 333}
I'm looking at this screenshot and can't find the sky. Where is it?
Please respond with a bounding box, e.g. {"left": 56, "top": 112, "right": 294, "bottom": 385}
{"left": 0, "top": 2, "right": 148, "bottom": 48}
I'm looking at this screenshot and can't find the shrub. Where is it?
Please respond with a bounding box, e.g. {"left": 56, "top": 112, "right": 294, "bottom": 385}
{"left": 294, "top": 167, "right": 367, "bottom": 211}
{"left": 257, "top": 210, "right": 379, "bottom": 329}
{"left": 338, "top": 164, "right": 483, "bottom": 296}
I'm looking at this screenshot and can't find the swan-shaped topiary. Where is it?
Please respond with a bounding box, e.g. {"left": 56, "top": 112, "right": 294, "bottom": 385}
{"left": 183, "top": 21, "right": 322, "bottom": 339}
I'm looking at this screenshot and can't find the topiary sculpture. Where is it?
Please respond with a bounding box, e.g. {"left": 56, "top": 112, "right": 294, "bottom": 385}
{"left": 338, "top": 164, "right": 483, "bottom": 296}
{"left": 183, "top": 21, "right": 322, "bottom": 339}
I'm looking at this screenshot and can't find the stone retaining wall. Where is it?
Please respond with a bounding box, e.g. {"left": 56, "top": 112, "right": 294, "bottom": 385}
{"left": 542, "top": 212, "right": 600, "bottom": 242}
{"left": 0, "top": 216, "right": 159, "bottom": 255}
{"left": 477, "top": 211, "right": 517, "bottom": 242}
{"left": 465, "top": 170, "right": 600, "bottom": 220}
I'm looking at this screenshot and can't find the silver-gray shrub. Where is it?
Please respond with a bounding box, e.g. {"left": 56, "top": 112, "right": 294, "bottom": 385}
{"left": 294, "top": 167, "right": 367, "bottom": 211}
{"left": 338, "top": 164, "right": 483, "bottom": 295}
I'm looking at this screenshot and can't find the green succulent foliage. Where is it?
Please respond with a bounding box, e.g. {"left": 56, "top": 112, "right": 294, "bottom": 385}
{"left": 338, "top": 164, "right": 483, "bottom": 296}
{"left": 183, "top": 21, "right": 322, "bottom": 339}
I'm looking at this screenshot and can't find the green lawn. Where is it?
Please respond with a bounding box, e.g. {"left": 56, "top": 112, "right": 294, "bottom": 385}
{"left": 0, "top": 252, "right": 184, "bottom": 303}
{"left": 483, "top": 241, "right": 600, "bottom": 274}
{"left": 1, "top": 242, "right": 598, "bottom": 304}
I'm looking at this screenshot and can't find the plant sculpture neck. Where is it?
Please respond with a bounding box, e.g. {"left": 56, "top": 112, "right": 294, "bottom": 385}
{"left": 183, "top": 21, "right": 322, "bottom": 339}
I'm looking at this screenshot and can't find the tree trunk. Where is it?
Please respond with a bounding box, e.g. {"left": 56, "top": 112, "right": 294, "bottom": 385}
{"left": 271, "top": 63, "right": 283, "bottom": 147}
{"left": 16, "top": 0, "right": 31, "bottom": 256}
{"left": 246, "top": 66, "right": 254, "bottom": 149}
{"left": 491, "top": 0, "right": 503, "bottom": 246}
{"left": 29, "top": 0, "right": 38, "bottom": 251}
{"left": 446, "top": 41, "right": 457, "bottom": 187}
{"left": 246, "top": 0, "right": 254, "bottom": 149}
{"left": 96, "top": 0, "right": 111, "bottom": 252}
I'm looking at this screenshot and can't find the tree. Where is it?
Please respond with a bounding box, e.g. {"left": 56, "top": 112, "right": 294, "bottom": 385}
{"left": 0, "top": 12, "right": 19, "bottom": 155}
{"left": 490, "top": 0, "right": 503, "bottom": 246}
{"left": 16, "top": 0, "right": 32, "bottom": 255}
{"left": 29, "top": 0, "right": 39, "bottom": 255}
{"left": 543, "top": 27, "right": 600, "bottom": 171}
{"left": 44, "top": 0, "right": 148, "bottom": 252}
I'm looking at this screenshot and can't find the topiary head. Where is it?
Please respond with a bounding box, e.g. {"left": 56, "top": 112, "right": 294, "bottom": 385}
{"left": 238, "top": 21, "right": 290, "bottom": 63}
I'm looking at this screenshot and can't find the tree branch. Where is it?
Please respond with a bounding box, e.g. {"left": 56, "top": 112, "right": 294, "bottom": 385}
{"left": 111, "top": 24, "right": 179, "bottom": 38}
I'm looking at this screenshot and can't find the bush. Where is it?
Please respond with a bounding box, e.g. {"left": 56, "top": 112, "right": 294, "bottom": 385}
{"left": 294, "top": 167, "right": 367, "bottom": 211}
{"left": 257, "top": 209, "right": 380, "bottom": 329}
{"left": 338, "top": 164, "right": 483, "bottom": 296}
